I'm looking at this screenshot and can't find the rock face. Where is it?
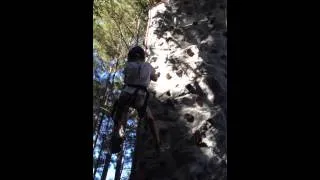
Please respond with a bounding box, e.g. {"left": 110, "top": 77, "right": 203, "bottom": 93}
{"left": 131, "top": 0, "right": 227, "bottom": 179}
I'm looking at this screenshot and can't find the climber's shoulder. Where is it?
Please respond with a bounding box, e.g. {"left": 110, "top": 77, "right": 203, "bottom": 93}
{"left": 142, "top": 62, "right": 154, "bottom": 71}
{"left": 143, "top": 61, "right": 152, "bottom": 66}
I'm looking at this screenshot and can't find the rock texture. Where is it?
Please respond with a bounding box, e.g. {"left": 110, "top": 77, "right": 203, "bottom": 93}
{"left": 131, "top": 0, "right": 227, "bottom": 179}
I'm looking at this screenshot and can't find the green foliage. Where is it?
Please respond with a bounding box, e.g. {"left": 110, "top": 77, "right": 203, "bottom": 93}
{"left": 93, "top": 0, "right": 149, "bottom": 62}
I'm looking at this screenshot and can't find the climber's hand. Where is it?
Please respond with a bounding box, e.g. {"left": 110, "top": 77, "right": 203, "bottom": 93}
{"left": 151, "top": 71, "right": 158, "bottom": 82}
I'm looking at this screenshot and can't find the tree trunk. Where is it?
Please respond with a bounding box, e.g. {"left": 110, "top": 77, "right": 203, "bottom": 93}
{"left": 114, "top": 147, "right": 124, "bottom": 180}
{"left": 100, "top": 152, "right": 112, "bottom": 180}
{"left": 93, "top": 117, "right": 112, "bottom": 178}
{"left": 104, "top": 58, "right": 118, "bottom": 107}
{"left": 93, "top": 134, "right": 107, "bottom": 178}
{"left": 135, "top": 14, "right": 141, "bottom": 46}
{"left": 93, "top": 113, "right": 105, "bottom": 149}
{"left": 93, "top": 85, "right": 107, "bottom": 138}
{"left": 94, "top": 85, "right": 109, "bottom": 148}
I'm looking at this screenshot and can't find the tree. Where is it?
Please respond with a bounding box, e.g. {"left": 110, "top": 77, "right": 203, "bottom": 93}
{"left": 100, "top": 152, "right": 112, "bottom": 180}
{"left": 93, "top": 117, "right": 112, "bottom": 178}
{"left": 93, "top": 0, "right": 149, "bottom": 62}
{"left": 114, "top": 148, "right": 124, "bottom": 180}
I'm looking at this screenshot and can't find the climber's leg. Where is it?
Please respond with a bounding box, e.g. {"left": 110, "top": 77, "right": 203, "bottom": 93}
{"left": 111, "top": 92, "right": 130, "bottom": 153}
{"left": 113, "top": 103, "right": 129, "bottom": 139}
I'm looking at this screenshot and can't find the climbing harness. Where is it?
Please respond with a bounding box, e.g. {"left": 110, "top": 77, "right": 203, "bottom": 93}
{"left": 110, "top": 83, "right": 150, "bottom": 154}
{"left": 125, "top": 84, "right": 150, "bottom": 119}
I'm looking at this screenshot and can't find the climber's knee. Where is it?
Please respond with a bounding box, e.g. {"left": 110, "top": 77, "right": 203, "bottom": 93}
{"left": 114, "top": 104, "right": 129, "bottom": 130}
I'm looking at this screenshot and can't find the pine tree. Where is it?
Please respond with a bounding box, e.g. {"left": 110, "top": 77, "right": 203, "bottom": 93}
{"left": 100, "top": 152, "right": 112, "bottom": 180}
{"left": 114, "top": 148, "right": 124, "bottom": 180}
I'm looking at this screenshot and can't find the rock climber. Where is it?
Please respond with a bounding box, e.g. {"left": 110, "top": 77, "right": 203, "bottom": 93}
{"left": 111, "top": 46, "right": 161, "bottom": 154}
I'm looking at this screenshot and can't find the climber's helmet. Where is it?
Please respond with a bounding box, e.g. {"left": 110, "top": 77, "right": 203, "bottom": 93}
{"left": 128, "top": 46, "right": 145, "bottom": 62}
